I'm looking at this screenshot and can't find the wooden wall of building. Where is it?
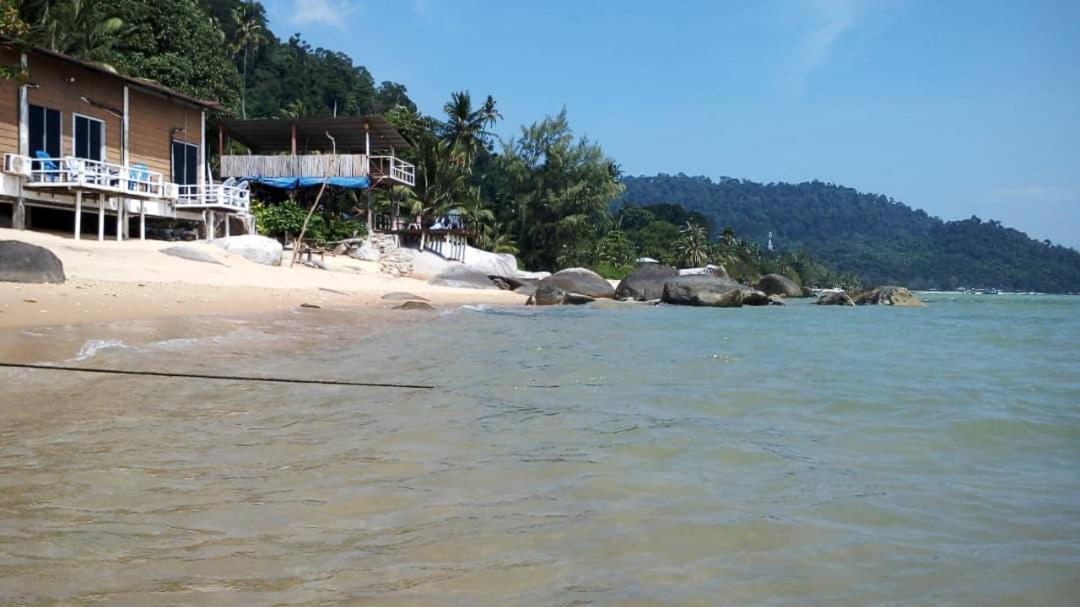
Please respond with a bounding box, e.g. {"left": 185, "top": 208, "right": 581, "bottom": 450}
{"left": 0, "top": 49, "right": 203, "bottom": 181}
{"left": 0, "top": 48, "right": 22, "bottom": 153}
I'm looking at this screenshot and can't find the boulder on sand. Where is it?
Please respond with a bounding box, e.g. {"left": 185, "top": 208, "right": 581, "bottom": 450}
{"left": 429, "top": 266, "right": 498, "bottom": 289}
{"left": 852, "top": 286, "right": 926, "bottom": 307}
{"left": 213, "top": 235, "right": 283, "bottom": 266}
{"left": 396, "top": 301, "right": 435, "bottom": 311}
{"left": 615, "top": 263, "right": 678, "bottom": 301}
{"left": 0, "top": 240, "right": 65, "bottom": 283}
{"left": 382, "top": 291, "right": 429, "bottom": 302}
{"left": 161, "top": 245, "right": 223, "bottom": 265}
{"left": 755, "top": 273, "right": 805, "bottom": 298}
{"left": 816, "top": 291, "right": 855, "bottom": 306}
{"left": 661, "top": 276, "right": 743, "bottom": 307}
{"left": 526, "top": 284, "right": 594, "bottom": 306}
{"left": 539, "top": 267, "right": 615, "bottom": 299}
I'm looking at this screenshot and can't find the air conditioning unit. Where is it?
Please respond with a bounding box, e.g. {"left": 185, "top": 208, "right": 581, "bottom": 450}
{"left": 3, "top": 153, "right": 31, "bottom": 177}
{"left": 162, "top": 182, "right": 180, "bottom": 200}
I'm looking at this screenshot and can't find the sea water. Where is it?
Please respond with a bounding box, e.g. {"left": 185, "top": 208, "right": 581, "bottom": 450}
{"left": 0, "top": 295, "right": 1077, "bottom": 605}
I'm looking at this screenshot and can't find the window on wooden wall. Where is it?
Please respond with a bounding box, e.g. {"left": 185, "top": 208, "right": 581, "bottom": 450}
{"left": 73, "top": 114, "right": 105, "bottom": 161}
{"left": 28, "top": 104, "right": 61, "bottom": 159}
{"left": 171, "top": 140, "right": 199, "bottom": 185}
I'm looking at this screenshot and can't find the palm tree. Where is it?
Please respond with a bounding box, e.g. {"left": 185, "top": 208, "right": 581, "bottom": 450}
{"left": 442, "top": 91, "right": 500, "bottom": 170}
{"left": 231, "top": 1, "right": 266, "bottom": 119}
{"left": 674, "top": 221, "right": 710, "bottom": 268}
{"left": 276, "top": 99, "right": 308, "bottom": 120}
{"left": 21, "top": 0, "right": 123, "bottom": 63}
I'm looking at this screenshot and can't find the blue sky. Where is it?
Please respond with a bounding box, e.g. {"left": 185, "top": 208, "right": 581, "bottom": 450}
{"left": 262, "top": 0, "right": 1080, "bottom": 248}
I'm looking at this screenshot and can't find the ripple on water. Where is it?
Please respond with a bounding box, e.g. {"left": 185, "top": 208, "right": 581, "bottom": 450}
{"left": 1, "top": 295, "right": 1079, "bottom": 605}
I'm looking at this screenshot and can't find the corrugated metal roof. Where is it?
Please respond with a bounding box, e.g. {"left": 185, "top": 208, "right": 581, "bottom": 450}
{"left": 217, "top": 116, "right": 412, "bottom": 154}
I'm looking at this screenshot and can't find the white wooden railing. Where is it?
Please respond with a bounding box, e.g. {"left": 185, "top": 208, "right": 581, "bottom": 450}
{"left": 176, "top": 182, "right": 251, "bottom": 212}
{"left": 26, "top": 156, "right": 168, "bottom": 199}
{"left": 369, "top": 155, "right": 416, "bottom": 186}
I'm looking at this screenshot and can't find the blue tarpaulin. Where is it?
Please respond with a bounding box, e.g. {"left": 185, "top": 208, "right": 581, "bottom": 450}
{"left": 246, "top": 176, "right": 371, "bottom": 190}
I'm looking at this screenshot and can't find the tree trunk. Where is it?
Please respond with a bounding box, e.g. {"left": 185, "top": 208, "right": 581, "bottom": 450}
{"left": 241, "top": 47, "right": 248, "bottom": 120}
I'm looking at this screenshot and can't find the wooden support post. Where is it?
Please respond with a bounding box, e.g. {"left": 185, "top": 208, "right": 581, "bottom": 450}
{"left": 139, "top": 201, "right": 145, "bottom": 241}
{"left": 98, "top": 197, "right": 105, "bottom": 241}
{"left": 74, "top": 191, "right": 82, "bottom": 240}
{"left": 224, "top": 215, "right": 231, "bottom": 238}
{"left": 291, "top": 123, "right": 297, "bottom": 156}
{"left": 14, "top": 52, "right": 28, "bottom": 230}
{"left": 207, "top": 210, "right": 215, "bottom": 241}
{"left": 116, "top": 199, "right": 123, "bottom": 241}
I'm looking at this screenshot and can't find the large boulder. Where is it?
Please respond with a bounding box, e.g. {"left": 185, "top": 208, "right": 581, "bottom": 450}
{"left": 852, "top": 286, "right": 926, "bottom": 307}
{"left": 755, "top": 273, "right": 804, "bottom": 298}
{"left": 0, "top": 240, "right": 64, "bottom": 283}
{"left": 348, "top": 241, "right": 381, "bottom": 262}
{"left": 540, "top": 267, "right": 616, "bottom": 299}
{"left": 661, "top": 276, "right": 743, "bottom": 307}
{"left": 741, "top": 289, "right": 771, "bottom": 306}
{"left": 429, "top": 266, "right": 498, "bottom": 289}
{"left": 615, "top": 263, "right": 678, "bottom": 301}
{"left": 213, "top": 235, "right": 283, "bottom": 266}
{"left": 526, "top": 285, "right": 594, "bottom": 306}
{"left": 161, "top": 245, "right": 223, "bottom": 265}
{"left": 816, "top": 291, "right": 855, "bottom": 306}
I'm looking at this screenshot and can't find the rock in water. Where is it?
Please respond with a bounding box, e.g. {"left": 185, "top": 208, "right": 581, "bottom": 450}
{"left": 801, "top": 286, "right": 815, "bottom": 297}
{"left": 0, "top": 241, "right": 65, "bottom": 283}
{"left": 816, "top": 291, "right": 855, "bottom": 306}
{"left": 160, "top": 246, "right": 224, "bottom": 265}
{"left": 213, "top": 235, "right": 283, "bottom": 266}
{"left": 768, "top": 294, "right": 786, "bottom": 306}
{"left": 615, "top": 263, "right": 678, "bottom": 301}
{"left": 539, "top": 268, "right": 615, "bottom": 299}
{"left": 526, "top": 284, "right": 594, "bottom": 306}
{"left": 741, "top": 289, "right": 771, "bottom": 306}
{"left": 661, "top": 276, "right": 744, "bottom": 307}
{"left": 429, "top": 266, "right": 498, "bottom": 289}
{"left": 755, "top": 274, "right": 805, "bottom": 298}
{"left": 395, "top": 301, "right": 435, "bottom": 311}
{"left": 852, "top": 286, "right": 926, "bottom": 307}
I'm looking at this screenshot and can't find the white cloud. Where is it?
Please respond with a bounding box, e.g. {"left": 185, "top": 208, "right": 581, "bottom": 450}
{"left": 786, "top": 0, "right": 868, "bottom": 90}
{"left": 288, "top": 0, "right": 358, "bottom": 30}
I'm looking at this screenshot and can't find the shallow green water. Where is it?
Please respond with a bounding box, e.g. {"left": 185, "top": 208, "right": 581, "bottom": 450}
{"left": 1, "top": 294, "right": 1078, "bottom": 605}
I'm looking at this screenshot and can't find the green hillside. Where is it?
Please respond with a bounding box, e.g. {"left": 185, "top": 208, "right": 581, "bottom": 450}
{"left": 619, "top": 174, "right": 1080, "bottom": 292}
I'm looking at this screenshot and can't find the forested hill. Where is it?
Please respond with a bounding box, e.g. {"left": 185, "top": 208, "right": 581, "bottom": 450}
{"left": 619, "top": 174, "right": 1080, "bottom": 293}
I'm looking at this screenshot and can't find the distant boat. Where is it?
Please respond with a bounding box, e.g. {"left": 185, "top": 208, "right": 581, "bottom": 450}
{"left": 979, "top": 288, "right": 1000, "bottom": 295}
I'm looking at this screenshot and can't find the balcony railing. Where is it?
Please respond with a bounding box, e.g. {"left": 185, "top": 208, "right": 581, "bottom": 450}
{"left": 369, "top": 155, "right": 416, "bottom": 186}
{"left": 176, "top": 182, "right": 251, "bottom": 213}
{"left": 219, "top": 153, "right": 416, "bottom": 187}
{"left": 220, "top": 154, "right": 369, "bottom": 179}
{"left": 25, "top": 156, "right": 169, "bottom": 199}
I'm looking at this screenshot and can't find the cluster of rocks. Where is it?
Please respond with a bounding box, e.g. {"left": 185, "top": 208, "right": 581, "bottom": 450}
{"left": 815, "top": 286, "right": 925, "bottom": 307}
{"left": 852, "top": 286, "right": 926, "bottom": 307}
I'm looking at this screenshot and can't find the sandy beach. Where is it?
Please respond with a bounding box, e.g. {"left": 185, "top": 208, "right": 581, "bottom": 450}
{"left": 0, "top": 228, "right": 527, "bottom": 331}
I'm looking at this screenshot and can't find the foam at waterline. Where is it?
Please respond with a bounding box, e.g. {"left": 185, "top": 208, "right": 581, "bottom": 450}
{"left": 71, "top": 338, "right": 129, "bottom": 362}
